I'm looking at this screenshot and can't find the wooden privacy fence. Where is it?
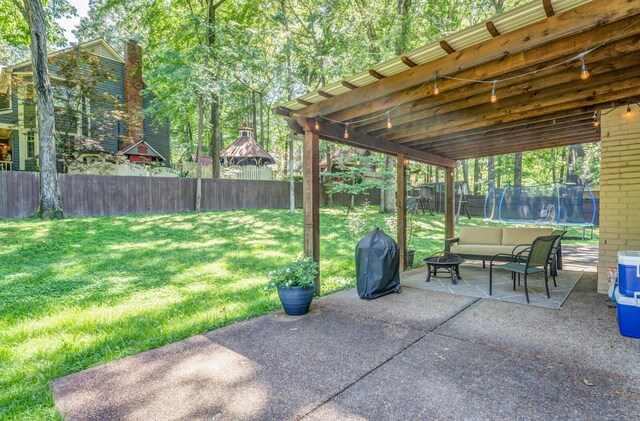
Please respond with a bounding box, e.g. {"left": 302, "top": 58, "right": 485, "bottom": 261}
{"left": 0, "top": 172, "right": 304, "bottom": 219}
{"left": 0, "top": 172, "right": 375, "bottom": 219}
{"left": 0, "top": 172, "right": 598, "bottom": 223}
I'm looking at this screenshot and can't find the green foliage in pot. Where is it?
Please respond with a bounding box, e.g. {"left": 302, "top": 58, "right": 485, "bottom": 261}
{"left": 268, "top": 256, "right": 318, "bottom": 288}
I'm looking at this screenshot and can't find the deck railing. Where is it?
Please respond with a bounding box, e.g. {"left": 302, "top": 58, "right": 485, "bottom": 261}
{"left": 0, "top": 161, "right": 12, "bottom": 171}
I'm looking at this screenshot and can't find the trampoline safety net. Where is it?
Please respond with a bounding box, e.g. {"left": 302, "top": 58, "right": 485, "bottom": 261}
{"left": 484, "top": 184, "right": 596, "bottom": 225}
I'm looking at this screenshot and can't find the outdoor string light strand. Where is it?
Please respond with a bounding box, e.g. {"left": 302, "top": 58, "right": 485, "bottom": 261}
{"left": 299, "top": 16, "right": 640, "bottom": 130}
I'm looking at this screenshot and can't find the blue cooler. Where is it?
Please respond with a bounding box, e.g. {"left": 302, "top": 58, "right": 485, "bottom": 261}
{"left": 617, "top": 251, "right": 640, "bottom": 297}
{"left": 615, "top": 288, "right": 640, "bottom": 338}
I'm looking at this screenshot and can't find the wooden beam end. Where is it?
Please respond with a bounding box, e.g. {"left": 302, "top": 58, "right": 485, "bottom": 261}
{"left": 400, "top": 55, "right": 418, "bottom": 68}
{"left": 439, "top": 40, "right": 456, "bottom": 54}
{"left": 369, "top": 69, "right": 386, "bottom": 80}
{"left": 341, "top": 80, "right": 358, "bottom": 90}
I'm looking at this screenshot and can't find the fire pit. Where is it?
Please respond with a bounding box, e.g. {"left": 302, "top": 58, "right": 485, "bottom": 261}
{"left": 423, "top": 252, "right": 464, "bottom": 284}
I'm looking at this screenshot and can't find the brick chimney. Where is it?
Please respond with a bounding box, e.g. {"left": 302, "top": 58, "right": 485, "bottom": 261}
{"left": 122, "top": 40, "right": 143, "bottom": 150}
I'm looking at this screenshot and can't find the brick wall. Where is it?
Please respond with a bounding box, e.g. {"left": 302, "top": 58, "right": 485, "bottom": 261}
{"left": 598, "top": 104, "right": 640, "bottom": 293}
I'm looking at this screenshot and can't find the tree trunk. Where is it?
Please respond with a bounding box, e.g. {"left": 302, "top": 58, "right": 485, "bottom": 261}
{"left": 325, "top": 142, "right": 333, "bottom": 207}
{"left": 19, "top": 0, "right": 63, "bottom": 219}
{"left": 259, "top": 92, "right": 264, "bottom": 147}
{"left": 462, "top": 159, "right": 469, "bottom": 189}
{"left": 195, "top": 97, "right": 204, "bottom": 212}
{"left": 251, "top": 90, "right": 257, "bottom": 141}
{"left": 487, "top": 156, "right": 495, "bottom": 190}
{"left": 473, "top": 158, "right": 481, "bottom": 195}
{"left": 566, "top": 144, "right": 584, "bottom": 183}
{"left": 207, "top": 0, "right": 225, "bottom": 180}
{"left": 379, "top": 155, "right": 393, "bottom": 213}
{"left": 281, "top": 0, "right": 295, "bottom": 214}
{"left": 379, "top": 0, "right": 412, "bottom": 214}
{"left": 559, "top": 147, "right": 567, "bottom": 183}
{"left": 514, "top": 152, "right": 523, "bottom": 187}
{"left": 289, "top": 132, "right": 295, "bottom": 214}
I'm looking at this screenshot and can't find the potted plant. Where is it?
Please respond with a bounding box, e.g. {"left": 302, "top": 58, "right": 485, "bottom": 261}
{"left": 268, "top": 256, "right": 318, "bottom": 316}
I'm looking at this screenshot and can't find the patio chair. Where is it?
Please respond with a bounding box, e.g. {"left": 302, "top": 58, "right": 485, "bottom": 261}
{"left": 549, "top": 229, "right": 567, "bottom": 280}
{"left": 489, "top": 235, "right": 560, "bottom": 303}
{"left": 512, "top": 229, "right": 566, "bottom": 287}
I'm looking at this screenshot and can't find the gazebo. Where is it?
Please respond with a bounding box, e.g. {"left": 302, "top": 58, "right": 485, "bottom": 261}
{"left": 276, "top": 0, "right": 640, "bottom": 295}
{"left": 221, "top": 125, "right": 275, "bottom": 166}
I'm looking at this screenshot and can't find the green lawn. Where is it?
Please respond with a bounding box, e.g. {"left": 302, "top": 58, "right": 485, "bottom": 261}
{"left": 0, "top": 208, "right": 598, "bottom": 420}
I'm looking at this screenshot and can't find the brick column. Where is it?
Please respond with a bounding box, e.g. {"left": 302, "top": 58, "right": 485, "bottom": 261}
{"left": 598, "top": 104, "right": 640, "bottom": 293}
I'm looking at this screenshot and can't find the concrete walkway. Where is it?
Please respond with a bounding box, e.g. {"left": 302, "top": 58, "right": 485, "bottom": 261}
{"left": 53, "top": 253, "right": 640, "bottom": 420}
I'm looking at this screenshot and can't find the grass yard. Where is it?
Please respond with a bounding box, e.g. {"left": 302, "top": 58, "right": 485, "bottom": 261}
{"left": 0, "top": 207, "right": 598, "bottom": 420}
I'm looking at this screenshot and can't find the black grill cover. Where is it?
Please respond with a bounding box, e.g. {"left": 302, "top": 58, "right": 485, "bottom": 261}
{"left": 356, "top": 228, "right": 401, "bottom": 299}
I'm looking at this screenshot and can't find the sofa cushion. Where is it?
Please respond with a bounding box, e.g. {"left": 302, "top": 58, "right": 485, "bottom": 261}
{"left": 459, "top": 227, "right": 502, "bottom": 245}
{"left": 501, "top": 227, "right": 555, "bottom": 246}
{"left": 450, "top": 244, "right": 528, "bottom": 257}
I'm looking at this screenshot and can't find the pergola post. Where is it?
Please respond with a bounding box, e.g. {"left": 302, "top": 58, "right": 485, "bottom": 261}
{"left": 444, "top": 166, "right": 456, "bottom": 245}
{"left": 303, "top": 130, "right": 320, "bottom": 294}
{"left": 396, "top": 154, "right": 407, "bottom": 271}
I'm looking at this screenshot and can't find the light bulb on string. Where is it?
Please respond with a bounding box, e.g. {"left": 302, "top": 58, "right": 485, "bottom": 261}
{"left": 627, "top": 104, "right": 632, "bottom": 116}
{"left": 386, "top": 112, "right": 393, "bottom": 129}
{"left": 580, "top": 59, "right": 590, "bottom": 80}
{"left": 490, "top": 80, "right": 498, "bottom": 103}
{"left": 593, "top": 111, "right": 600, "bottom": 127}
{"left": 314, "top": 117, "right": 320, "bottom": 131}
{"left": 433, "top": 78, "right": 440, "bottom": 96}
{"left": 344, "top": 123, "right": 349, "bottom": 139}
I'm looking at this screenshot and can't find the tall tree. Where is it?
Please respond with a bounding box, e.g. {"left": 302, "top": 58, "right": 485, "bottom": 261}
{"left": 473, "top": 158, "right": 481, "bottom": 194}
{"left": 487, "top": 156, "right": 495, "bottom": 190}
{"left": 513, "top": 152, "right": 522, "bottom": 186}
{"left": 14, "top": 0, "right": 63, "bottom": 218}
{"left": 207, "top": 0, "right": 225, "bottom": 180}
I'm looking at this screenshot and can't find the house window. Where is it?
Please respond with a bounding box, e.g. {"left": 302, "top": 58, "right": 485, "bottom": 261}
{"left": 0, "top": 92, "right": 10, "bottom": 111}
{"left": 53, "top": 86, "right": 77, "bottom": 110}
{"left": 26, "top": 132, "right": 36, "bottom": 158}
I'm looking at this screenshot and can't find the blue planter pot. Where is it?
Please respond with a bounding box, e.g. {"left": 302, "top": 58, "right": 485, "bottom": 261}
{"left": 277, "top": 285, "right": 315, "bottom": 316}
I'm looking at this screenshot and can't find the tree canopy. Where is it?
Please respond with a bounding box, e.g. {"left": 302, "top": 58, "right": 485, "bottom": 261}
{"left": 3, "top": 0, "right": 601, "bottom": 189}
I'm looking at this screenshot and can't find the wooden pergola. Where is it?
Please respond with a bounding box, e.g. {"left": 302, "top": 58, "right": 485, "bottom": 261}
{"left": 275, "top": 0, "right": 640, "bottom": 293}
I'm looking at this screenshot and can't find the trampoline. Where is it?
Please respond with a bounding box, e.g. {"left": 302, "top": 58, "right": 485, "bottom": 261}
{"left": 484, "top": 184, "right": 597, "bottom": 239}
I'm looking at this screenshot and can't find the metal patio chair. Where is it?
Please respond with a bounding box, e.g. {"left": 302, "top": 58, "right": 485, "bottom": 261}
{"left": 489, "top": 235, "right": 560, "bottom": 303}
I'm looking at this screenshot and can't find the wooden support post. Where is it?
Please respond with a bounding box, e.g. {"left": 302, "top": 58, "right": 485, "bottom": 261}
{"left": 444, "top": 166, "right": 456, "bottom": 246}
{"left": 396, "top": 154, "right": 407, "bottom": 271}
{"left": 303, "top": 130, "right": 320, "bottom": 294}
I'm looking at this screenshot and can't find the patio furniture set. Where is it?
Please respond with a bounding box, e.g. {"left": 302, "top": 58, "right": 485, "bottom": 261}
{"left": 425, "top": 226, "right": 566, "bottom": 303}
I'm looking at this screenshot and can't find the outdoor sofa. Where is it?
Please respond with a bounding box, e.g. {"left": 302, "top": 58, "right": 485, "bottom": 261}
{"left": 445, "top": 227, "right": 562, "bottom": 268}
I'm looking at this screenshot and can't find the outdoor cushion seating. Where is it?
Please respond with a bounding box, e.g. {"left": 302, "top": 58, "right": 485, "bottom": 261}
{"left": 489, "top": 235, "right": 560, "bottom": 303}
{"left": 445, "top": 227, "right": 557, "bottom": 266}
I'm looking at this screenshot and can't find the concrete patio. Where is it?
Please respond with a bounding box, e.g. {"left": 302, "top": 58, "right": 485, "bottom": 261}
{"left": 53, "top": 247, "right": 640, "bottom": 420}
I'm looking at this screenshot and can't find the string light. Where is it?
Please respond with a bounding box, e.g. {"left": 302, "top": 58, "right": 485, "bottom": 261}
{"left": 580, "top": 59, "right": 590, "bottom": 80}
{"left": 593, "top": 111, "right": 600, "bottom": 127}
{"left": 301, "top": 18, "right": 640, "bottom": 129}
{"left": 490, "top": 80, "right": 498, "bottom": 103}
{"left": 627, "top": 104, "right": 632, "bottom": 116}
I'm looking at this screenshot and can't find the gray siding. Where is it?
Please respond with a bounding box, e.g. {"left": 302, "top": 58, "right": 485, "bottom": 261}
{"left": 5, "top": 49, "right": 170, "bottom": 168}
{"left": 143, "top": 94, "right": 170, "bottom": 165}
{"left": 89, "top": 57, "right": 124, "bottom": 153}
{"left": 11, "top": 131, "right": 19, "bottom": 169}
{"left": 0, "top": 94, "right": 18, "bottom": 126}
